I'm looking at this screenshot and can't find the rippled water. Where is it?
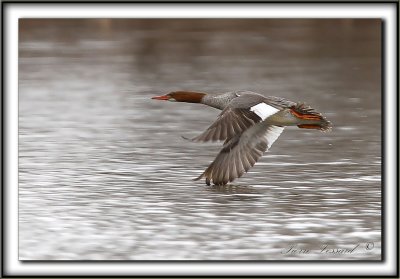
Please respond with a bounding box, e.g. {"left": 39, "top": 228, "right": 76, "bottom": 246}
{"left": 19, "top": 19, "right": 381, "bottom": 260}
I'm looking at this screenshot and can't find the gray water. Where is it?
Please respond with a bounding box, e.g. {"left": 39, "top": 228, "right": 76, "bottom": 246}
{"left": 19, "top": 19, "right": 381, "bottom": 260}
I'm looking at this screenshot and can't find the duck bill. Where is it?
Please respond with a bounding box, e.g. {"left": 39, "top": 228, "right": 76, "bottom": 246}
{"left": 151, "top": 95, "right": 170, "bottom": 101}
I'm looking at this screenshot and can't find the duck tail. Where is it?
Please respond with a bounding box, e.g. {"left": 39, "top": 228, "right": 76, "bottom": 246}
{"left": 291, "top": 103, "right": 332, "bottom": 132}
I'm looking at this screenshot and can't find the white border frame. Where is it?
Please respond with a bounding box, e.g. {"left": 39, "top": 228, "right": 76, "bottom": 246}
{"left": 4, "top": 3, "right": 398, "bottom": 277}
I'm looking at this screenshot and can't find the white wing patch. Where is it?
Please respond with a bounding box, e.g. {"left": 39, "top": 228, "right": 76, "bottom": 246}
{"left": 250, "top": 103, "right": 279, "bottom": 121}
{"left": 264, "top": 125, "right": 285, "bottom": 149}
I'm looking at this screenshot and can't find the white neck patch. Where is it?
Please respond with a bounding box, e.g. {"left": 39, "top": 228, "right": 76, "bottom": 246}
{"left": 250, "top": 103, "right": 279, "bottom": 120}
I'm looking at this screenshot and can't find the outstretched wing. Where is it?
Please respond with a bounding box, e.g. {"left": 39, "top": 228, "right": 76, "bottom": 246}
{"left": 187, "top": 93, "right": 282, "bottom": 142}
{"left": 187, "top": 108, "right": 262, "bottom": 142}
{"left": 194, "top": 123, "right": 285, "bottom": 185}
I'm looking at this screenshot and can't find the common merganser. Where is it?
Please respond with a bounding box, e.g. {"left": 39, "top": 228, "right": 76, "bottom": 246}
{"left": 152, "top": 90, "right": 332, "bottom": 186}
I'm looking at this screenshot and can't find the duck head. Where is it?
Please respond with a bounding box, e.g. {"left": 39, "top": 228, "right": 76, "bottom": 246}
{"left": 152, "top": 91, "right": 206, "bottom": 103}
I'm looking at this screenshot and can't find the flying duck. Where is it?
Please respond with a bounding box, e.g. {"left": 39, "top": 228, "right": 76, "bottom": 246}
{"left": 152, "top": 90, "right": 331, "bottom": 186}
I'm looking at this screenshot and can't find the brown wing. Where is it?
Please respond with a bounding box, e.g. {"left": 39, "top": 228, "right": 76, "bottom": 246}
{"left": 194, "top": 123, "right": 285, "bottom": 185}
{"left": 187, "top": 93, "right": 296, "bottom": 143}
{"left": 187, "top": 107, "right": 262, "bottom": 142}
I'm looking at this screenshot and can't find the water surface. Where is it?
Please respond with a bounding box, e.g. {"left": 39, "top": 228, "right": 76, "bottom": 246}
{"left": 19, "top": 19, "right": 381, "bottom": 260}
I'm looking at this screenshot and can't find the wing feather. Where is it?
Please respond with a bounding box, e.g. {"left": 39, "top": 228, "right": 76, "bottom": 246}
{"left": 188, "top": 107, "right": 262, "bottom": 143}
{"left": 188, "top": 92, "right": 294, "bottom": 143}
{"left": 194, "top": 124, "right": 285, "bottom": 185}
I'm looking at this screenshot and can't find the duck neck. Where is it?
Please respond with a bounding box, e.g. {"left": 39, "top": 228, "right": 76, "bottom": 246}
{"left": 201, "top": 92, "right": 238, "bottom": 110}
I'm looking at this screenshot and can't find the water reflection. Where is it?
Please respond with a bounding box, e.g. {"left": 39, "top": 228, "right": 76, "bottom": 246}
{"left": 19, "top": 19, "right": 381, "bottom": 260}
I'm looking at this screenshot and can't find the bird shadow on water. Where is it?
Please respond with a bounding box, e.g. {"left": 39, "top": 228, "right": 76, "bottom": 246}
{"left": 202, "top": 183, "right": 264, "bottom": 200}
